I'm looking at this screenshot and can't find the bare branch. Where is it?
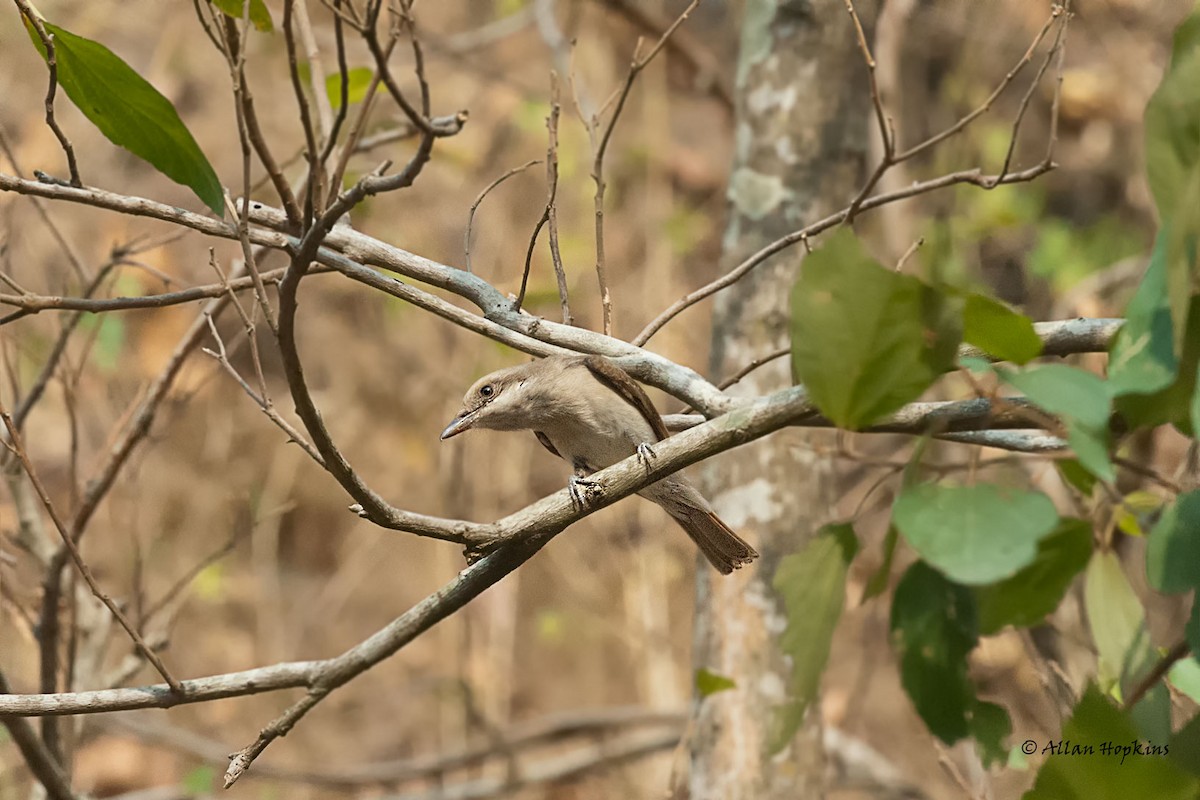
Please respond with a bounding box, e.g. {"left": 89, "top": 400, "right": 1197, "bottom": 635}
{"left": 544, "top": 77, "right": 571, "bottom": 325}
{"left": 586, "top": 0, "right": 700, "bottom": 335}
{"left": 514, "top": 78, "right": 566, "bottom": 317}
{"left": 992, "top": 5, "right": 1068, "bottom": 185}
{"left": 594, "top": 0, "right": 733, "bottom": 111}
{"left": 219, "top": 16, "right": 303, "bottom": 227}
{"left": 14, "top": 0, "right": 81, "bottom": 186}
{"left": 892, "top": 7, "right": 1061, "bottom": 162}
{"left": 466, "top": 159, "right": 541, "bottom": 274}
{"left": 1122, "top": 639, "right": 1190, "bottom": 712}
{"left": 109, "top": 706, "right": 681, "bottom": 788}
{"left": 632, "top": 162, "right": 1054, "bottom": 346}
{"left": 1, "top": 410, "right": 183, "bottom": 693}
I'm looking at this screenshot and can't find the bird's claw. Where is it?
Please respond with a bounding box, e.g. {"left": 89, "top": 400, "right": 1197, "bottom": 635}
{"left": 568, "top": 475, "right": 601, "bottom": 511}
{"left": 636, "top": 441, "right": 657, "bottom": 472}
{"left": 462, "top": 534, "right": 504, "bottom": 565}
{"left": 463, "top": 544, "right": 489, "bottom": 565}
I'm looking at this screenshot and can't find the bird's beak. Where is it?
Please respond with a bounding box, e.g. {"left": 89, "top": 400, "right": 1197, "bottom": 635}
{"left": 440, "top": 408, "right": 477, "bottom": 440}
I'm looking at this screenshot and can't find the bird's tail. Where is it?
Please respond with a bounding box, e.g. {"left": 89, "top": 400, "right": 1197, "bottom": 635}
{"left": 667, "top": 505, "right": 758, "bottom": 574}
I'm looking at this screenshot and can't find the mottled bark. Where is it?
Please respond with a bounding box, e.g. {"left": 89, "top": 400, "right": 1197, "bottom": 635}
{"left": 690, "top": 1, "right": 876, "bottom": 798}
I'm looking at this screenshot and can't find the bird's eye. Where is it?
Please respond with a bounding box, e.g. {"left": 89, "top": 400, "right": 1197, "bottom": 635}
{"left": 479, "top": 384, "right": 495, "bottom": 398}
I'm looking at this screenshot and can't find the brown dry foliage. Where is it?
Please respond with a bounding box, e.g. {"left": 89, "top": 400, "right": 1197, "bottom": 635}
{"left": 0, "top": 1, "right": 1193, "bottom": 798}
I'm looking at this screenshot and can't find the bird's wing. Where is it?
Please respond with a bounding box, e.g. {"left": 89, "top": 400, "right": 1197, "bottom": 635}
{"left": 533, "top": 431, "right": 561, "bottom": 457}
{"left": 580, "top": 356, "right": 670, "bottom": 442}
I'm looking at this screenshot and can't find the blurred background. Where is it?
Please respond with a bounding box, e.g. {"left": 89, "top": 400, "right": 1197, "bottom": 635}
{"left": 0, "top": 0, "right": 1192, "bottom": 797}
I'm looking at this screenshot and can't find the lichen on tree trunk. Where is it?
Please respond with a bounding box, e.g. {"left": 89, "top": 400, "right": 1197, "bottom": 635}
{"left": 690, "top": 1, "right": 876, "bottom": 797}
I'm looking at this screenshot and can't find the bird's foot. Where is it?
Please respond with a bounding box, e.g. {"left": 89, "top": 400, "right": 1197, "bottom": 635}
{"left": 568, "top": 475, "right": 601, "bottom": 511}
{"left": 636, "top": 441, "right": 657, "bottom": 473}
{"left": 463, "top": 543, "right": 490, "bottom": 565}
{"left": 462, "top": 533, "right": 504, "bottom": 565}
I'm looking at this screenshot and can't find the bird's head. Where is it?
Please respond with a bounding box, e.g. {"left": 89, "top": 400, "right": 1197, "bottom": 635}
{"left": 440, "top": 363, "right": 540, "bottom": 440}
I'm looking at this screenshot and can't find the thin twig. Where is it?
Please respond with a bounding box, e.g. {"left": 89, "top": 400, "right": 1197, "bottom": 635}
{"left": 13, "top": 256, "right": 120, "bottom": 429}
{"left": 1122, "top": 639, "right": 1190, "bottom": 712}
{"left": 219, "top": 17, "right": 303, "bottom": 226}
{"left": 632, "top": 163, "right": 1054, "bottom": 346}
{"left": 892, "top": 7, "right": 1061, "bottom": 162}
{"left": 0, "top": 123, "right": 87, "bottom": 282}
{"left": 588, "top": 0, "right": 701, "bottom": 336}
{"left": 545, "top": 75, "right": 571, "bottom": 325}
{"left": 595, "top": 0, "right": 733, "bottom": 111}
{"left": 317, "top": 0, "right": 352, "bottom": 172}
{"left": 201, "top": 317, "right": 324, "bottom": 466}
{"left": 110, "top": 706, "right": 681, "bottom": 788}
{"left": 719, "top": 346, "right": 791, "bottom": 391}
{"left": 841, "top": 0, "right": 892, "bottom": 223}
{"left": 894, "top": 237, "right": 924, "bottom": 272}
{"left": 992, "top": 5, "right": 1068, "bottom": 186}
{"left": 207, "top": 251, "right": 270, "bottom": 403}
{"left": 220, "top": 17, "right": 280, "bottom": 334}
{"left": 1, "top": 411, "right": 182, "bottom": 694}
{"left": 284, "top": 0, "right": 320, "bottom": 224}
{"left": 0, "top": 267, "right": 295, "bottom": 316}
{"left": 514, "top": 79, "right": 565, "bottom": 314}
{"left": 141, "top": 529, "right": 243, "bottom": 623}
{"left": 465, "top": 159, "right": 541, "bottom": 274}
{"left": 15, "top": 0, "right": 81, "bottom": 186}
{"left": 1113, "top": 456, "right": 1182, "bottom": 494}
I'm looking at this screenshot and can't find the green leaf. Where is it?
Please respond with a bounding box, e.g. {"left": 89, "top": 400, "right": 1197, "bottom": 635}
{"left": 1001, "top": 364, "right": 1114, "bottom": 480}
{"left": 326, "top": 67, "right": 374, "bottom": 108}
{"left": 1189, "top": 600, "right": 1200, "bottom": 657}
{"left": 210, "top": 0, "right": 274, "bottom": 32}
{"left": 1145, "top": 41, "right": 1200, "bottom": 214}
{"left": 1144, "top": 7, "right": 1200, "bottom": 351}
{"left": 25, "top": 21, "right": 224, "bottom": 215}
{"left": 1066, "top": 424, "right": 1116, "bottom": 484}
{"left": 1146, "top": 491, "right": 1200, "bottom": 593}
{"left": 769, "top": 528, "right": 853, "bottom": 753}
{"left": 962, "top": 293, "right": 1042, "bottom": 364}
{"left": 1025, "top": 686, "right": 1197, "bottom": 800}
{"left": 1108, "top": 230, "right": 1178, "bottom": 396}
{"left": 1056, "top": 459, "right": 1098, "bottom": 497}
{"left": 1085, "top": 551, "right": 1155, "bottom": 694}
{"left": 1171, "top": 713, "right": 1200, "bottom": 778}
{"left": 824, "top": 521, "right": 860, "bottom": 563}
{"left": 1131, "top": 682, "right": 1171, "bottom": 743}
{"left": 1115, "top": 294, "right": 1200, "bottom": 434}
{"left": 1116, "top": 491, "right": 1166, "bottom": 538}
{"left": 1001, "top": 364, "right": 1112, "bottom": 429}
{"left": 862, "top": 525, "right": 899, "bottom": 601}
{"left": 790, "top": 228, "right": 962, "bottom": 429}
{"left": 695, "top": 668, "right": 736, "bottom": 698}
{"left": 976, "top": 518, "right": 1093, "bottom": 635}
{"left": 892, "top": 483, "right": 1059, "bottom": 585}
{"left": 970, "top": 700, "right": 1012, "bottom": 769}
{"left": 958, "top": 355, "right": 995, "bottom": 374}
{"left": 1191, "top": 356, "right": 1200, "bottom": 438}
{"left": 889, "top": 561, "right": 980, "bottom": 743}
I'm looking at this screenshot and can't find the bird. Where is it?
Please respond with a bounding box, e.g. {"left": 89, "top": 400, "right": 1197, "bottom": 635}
{"left": 440, "top": 354, "right": 758, "bottom": 574}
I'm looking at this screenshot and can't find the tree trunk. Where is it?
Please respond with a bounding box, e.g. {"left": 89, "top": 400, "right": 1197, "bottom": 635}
{"left": 690, "top": 1, "right": 876, "bottom": 797}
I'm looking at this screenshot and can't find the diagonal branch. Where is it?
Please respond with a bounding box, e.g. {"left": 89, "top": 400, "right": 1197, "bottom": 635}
{"left": 631, "top": 163, "right": 1053, "bottom": 346}
{"left": 1, "top": 410, "right": 182, "bottom": 693}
